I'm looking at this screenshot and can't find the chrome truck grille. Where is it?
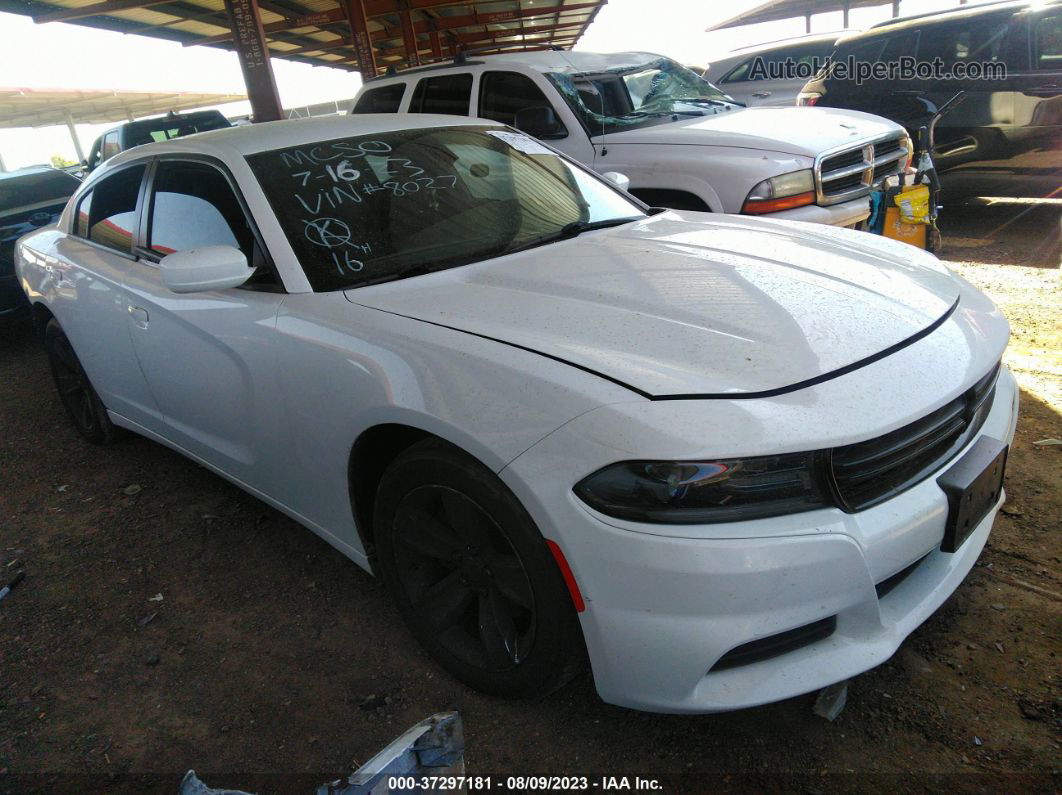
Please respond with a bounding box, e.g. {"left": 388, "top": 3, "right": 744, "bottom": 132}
{"left": 815, "top": 133, "right": 909, "bottom": 206}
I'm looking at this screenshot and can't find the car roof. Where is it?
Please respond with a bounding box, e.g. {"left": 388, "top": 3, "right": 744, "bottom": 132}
{"left": 368, "top": 50, "right": 673, "bottom": 82}
{"left": 840, "top": 0, "right": 1054, "bottom": 42}
{"left": 720, "top": 31, "right": 847, "bottom": 56}
{"left": 102, "top": 113, "right": 499, "bottom": 168}
{"left": 0, "top": 165, "right": 75, "bottom": 181}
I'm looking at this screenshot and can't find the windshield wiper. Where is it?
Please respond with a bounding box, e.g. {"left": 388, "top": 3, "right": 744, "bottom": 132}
{"left": 629, "top": 109, "right": 703, "bottom": 118}
{"left": 501, "top": 216, "right": 643, "bottom": 256}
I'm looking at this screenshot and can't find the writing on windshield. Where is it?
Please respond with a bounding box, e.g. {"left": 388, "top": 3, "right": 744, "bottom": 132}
{"left": 246, "top": 126, "right": 644, "bottom": 291}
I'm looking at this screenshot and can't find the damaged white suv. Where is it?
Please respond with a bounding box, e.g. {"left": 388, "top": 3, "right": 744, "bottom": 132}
{"left": 351, "top": 50, "right": 909, "bottom": 227}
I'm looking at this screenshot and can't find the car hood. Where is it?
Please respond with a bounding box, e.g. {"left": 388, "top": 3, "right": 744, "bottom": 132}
{"left": 344, "top": 212, "right": 960, "bottom": 398}
{"left": 600, "top": 107, "right": 902, "bottom": 157}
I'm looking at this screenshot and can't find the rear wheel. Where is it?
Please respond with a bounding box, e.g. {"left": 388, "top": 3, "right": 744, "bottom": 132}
{"left": 44, "top": 319, "right": 116, "bottom": 445}
{"left": 374, "top": 440, "right": 585, "bottom": 698}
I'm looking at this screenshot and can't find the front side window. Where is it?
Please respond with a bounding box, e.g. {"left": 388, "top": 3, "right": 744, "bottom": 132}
{"left": 548, "top": 56, "right": 736, "bottom": 135}
{"left": 409, "top": 73, "right": 473, "bottom": 115}
{"left": 148, "top": 161, "right": 252, "bottom": 257}
{"left": 246, "top": 126, "right": 645, "bottom": 292}
{"left": 83, "top": 165, "right": 145, "bottom": 253}
{"left": 479, "top": 71, "right": 567, "bottom": 136}
{"left": 1034, "top": 11, "right": 1062, "bottom": 70}
{"left": 352, "top": 84, "right": 407, "bottom": 113}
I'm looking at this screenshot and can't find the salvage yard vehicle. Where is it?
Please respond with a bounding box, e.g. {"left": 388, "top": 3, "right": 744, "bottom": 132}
{"left": 351, "top": 51, "right": 910, "bottom": 227}
{"left": 703, "top": 32, "right": 843, "bottom": 108}
{"left": 16, "top": 115, "right": 1018, "bottom": 713}
{"left": 1, "top": 166, "right": 80, "bottom": 323}
{"left": 799, "top": 0, "right": 1062, "bottom": 199}
{"left": 84, "top": 109, "right": 231, "bottom": 173}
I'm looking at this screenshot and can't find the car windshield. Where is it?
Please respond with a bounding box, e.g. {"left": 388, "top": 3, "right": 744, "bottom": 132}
{"left": 247, "top": 125, "right": 646, "bottom": 291}
{"left": 548, "top": 56, "right": 736, "bottom": 135}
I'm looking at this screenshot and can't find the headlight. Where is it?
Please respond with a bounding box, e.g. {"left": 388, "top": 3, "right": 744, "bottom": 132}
{"left": 573, "top": 453, "right": 830, "bottom": 524}
{"left": 741, "top": 169, "right": 815, "bottom": 215}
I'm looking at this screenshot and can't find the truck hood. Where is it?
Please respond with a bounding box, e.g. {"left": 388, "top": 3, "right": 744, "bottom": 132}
{"left": 599, "top": 107, "right": 903, "bottom": 158}
{"left": 344, "top": 213, "right": 960, "bottom": 398}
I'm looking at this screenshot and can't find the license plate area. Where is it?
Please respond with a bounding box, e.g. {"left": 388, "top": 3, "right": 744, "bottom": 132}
{"left": 937, "top": 436, "right": 1008, "bottom": 553}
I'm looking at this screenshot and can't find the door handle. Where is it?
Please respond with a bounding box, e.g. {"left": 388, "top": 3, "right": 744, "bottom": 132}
{"left": 751, "top": 91, "right": 772, "bottom": 98}
{"left": 128, "top": 305, "right": 149, "bottom": 328}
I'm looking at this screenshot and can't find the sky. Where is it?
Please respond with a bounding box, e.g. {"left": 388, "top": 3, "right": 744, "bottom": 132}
{"left": 0, "top": 0, "right": 987, "bottom": 170}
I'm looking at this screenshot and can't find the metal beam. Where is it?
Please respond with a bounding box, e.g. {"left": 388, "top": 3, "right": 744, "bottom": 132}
{"left": 399, "top": 6, "right": 421, "bottom": 66}
{"left": 183, "top": 1, "right": 597, "bottom": 48}
{"left": 223, "top": 0, "right": 284, "bottom": 121}
{"left": 34, "top": 0, "right": 173, "bottom": 23}
{"left": 343, "top": 0, "right": 377, "bottom": 79}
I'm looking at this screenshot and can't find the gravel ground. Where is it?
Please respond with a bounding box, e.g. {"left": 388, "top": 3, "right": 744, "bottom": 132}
{"left": 0, "top": 200, "right": 1058, "bottom": 793}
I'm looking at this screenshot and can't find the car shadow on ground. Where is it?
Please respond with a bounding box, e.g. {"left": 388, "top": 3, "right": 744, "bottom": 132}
{"left": 940, "top": 199, "right": 1061, "bottom": 269}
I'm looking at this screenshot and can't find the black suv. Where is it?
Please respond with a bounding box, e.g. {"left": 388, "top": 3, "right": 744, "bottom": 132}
{"left": 799, "top": 0, "right": 1061, "bottom": 199}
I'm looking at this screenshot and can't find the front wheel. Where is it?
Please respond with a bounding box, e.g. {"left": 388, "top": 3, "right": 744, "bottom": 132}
{"left": 44, "top": 318, "right": 117, "bottom": 445}
{"left": 373, "top": 440, "right": 585, "bottom": 698}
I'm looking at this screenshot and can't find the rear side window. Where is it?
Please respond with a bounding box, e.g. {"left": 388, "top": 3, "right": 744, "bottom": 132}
{"left": 148, "top": 161, "right": 252, "bottom": 257}
{"left": 1034, "top": 11, "right": 1062, "bottom": 70}
{"left": 352, "top": 84, "right": 407, "bottom": 113}
{"left": 916, "top": 16, "right": 1009, "bottom": 66}
{"left": 724, "top": 41, "right": 834, "bottom": 82}
{"left": 409, "top": 73, "right": 473, "bottom": 115}
{"left": 479, "top": 71, "right": 566, "bottom": 135}
{"left": 83, "top": 165, "right": 145, "bottom": 254}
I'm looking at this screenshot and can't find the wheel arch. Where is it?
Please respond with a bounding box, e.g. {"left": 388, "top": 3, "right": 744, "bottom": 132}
{"left": 30, "top": 301, "right": 55, "bottom": 341}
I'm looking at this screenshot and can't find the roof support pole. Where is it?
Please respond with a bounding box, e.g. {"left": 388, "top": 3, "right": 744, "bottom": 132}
{"left": 223, "top": 0, "right": 284, "bottom": 122}
{"left": 64, "top": 110, "right": 86, "bottom": 165}
{"left": 805, "top": 13, "right": 811, "bottom": 32}
{"left": 429, "top": 30, "right": 442, "bottom": 57}
{"left": 842, "top": 0, "right": 849, "bottom": 27}
{"left": 400, "top": 5, "right": 421, "bottom": 66}
{"left": 892, "top": 0, "right": 900, "bottom": 17}
{"left": 344, "top": 0, "right": 378, "bottom": 80}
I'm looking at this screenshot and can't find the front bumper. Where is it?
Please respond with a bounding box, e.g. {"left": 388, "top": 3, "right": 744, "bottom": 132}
{"left": 765, "top": 195, "right": 870, "bottom": 228}
{"left": 504, "top": 366, "right": 1019, "bottom": 713}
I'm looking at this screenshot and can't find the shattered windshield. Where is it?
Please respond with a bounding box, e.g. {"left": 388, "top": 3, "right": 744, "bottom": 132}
{"left": 548, "top": 56, "right": 737, "bottom": 135}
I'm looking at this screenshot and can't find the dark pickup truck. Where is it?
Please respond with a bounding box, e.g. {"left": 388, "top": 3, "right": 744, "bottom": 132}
{"left": 85, "top": 110, "right": 232, "bottom": 172}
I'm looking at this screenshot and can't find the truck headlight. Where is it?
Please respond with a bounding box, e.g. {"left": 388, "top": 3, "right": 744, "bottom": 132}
{"left": 573, "top": 453, "right": 830, "bottom": 524}
{"left": 741, "top": 169, "right": 815, "bottom": 215}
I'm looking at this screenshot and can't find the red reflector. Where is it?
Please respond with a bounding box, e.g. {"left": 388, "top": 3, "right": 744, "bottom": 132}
{"left": 742, "top": 191, "right": 816, "bottom": 215}
{"left": 546, "top": 539, "right": 585, "bottom": 612}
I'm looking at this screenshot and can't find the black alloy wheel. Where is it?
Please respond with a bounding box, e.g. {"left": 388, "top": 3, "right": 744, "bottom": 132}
{"left": 374, "top": 440, "right": 585, "bottom": 698}
{"left": 44, "top": 319, "right": 116, "bottom": 444}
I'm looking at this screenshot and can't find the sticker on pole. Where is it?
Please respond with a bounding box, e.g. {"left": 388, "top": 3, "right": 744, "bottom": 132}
{"left": 486, "top": 130, "right": 553, "bottom": 156}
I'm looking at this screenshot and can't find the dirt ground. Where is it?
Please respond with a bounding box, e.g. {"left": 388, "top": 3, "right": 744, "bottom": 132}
{"left": 0, "top": 199, "right": 1059, "bottom": 794}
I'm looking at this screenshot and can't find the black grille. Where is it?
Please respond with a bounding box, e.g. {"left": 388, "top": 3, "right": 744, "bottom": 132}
{"left": 710, "top": 616, "right": 837, "bottom": 672}
{"left": 830, "top": 363, "right": 1000, "bottom": 511}
{"left": 875, "top": 554, "right": 928, "bottom": 599}
{"left": 821, "top": 148, "right": 864, "bottom": 173}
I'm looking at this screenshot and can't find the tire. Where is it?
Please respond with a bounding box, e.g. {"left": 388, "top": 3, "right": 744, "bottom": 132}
{"left": 374, "top": 439, "right": 585, "bottom": 698}
{"left": 44, "top": 319, "right": 117, "bottom": 445}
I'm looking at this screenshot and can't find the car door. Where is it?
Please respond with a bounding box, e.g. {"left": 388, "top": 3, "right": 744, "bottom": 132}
{"left": 121, "top": 156, "right": 287, "bottom": 485}
{"left": 474, "top": 70, "right": 596, "bottom": 165}
{"left": 1005, "top": 5, "right": 1062, "bottom": 198}
{"left": 50, "top": 163, "right": 161, "bottom": 426}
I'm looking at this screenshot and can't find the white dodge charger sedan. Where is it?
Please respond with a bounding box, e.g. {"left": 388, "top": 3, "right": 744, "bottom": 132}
{"left": 16, "top": 115, "right": 1017, "bottom": 713}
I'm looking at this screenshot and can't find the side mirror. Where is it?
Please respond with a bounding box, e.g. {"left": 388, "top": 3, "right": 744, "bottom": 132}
{"left": 513, "top": 106, "right": 567, "bottom": 140}
{"left": 601, "top": 171, "right": 631, "bottom": 192}
{"left": 159, "top": 245, "right": 254, "bottom": 293}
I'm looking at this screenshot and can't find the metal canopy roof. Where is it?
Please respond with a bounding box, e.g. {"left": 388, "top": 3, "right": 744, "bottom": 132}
{"left": 0, "top": 86, "right": 246, "bottom": 127}
{"left": 0, "top": 0, "right": 607, "bottom": 74}
{"left": 707, "top": 0, "right": 895, "bottom": 31}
